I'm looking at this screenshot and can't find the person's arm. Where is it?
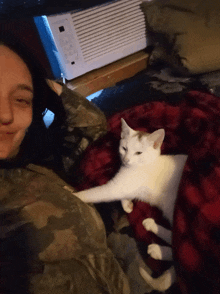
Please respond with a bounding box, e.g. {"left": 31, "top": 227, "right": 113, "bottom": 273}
{"left": 46, "top": 79, "right": 107, "bottom": 142}
{"left": 46, "top": 80, "right": 107, "bottom": 175}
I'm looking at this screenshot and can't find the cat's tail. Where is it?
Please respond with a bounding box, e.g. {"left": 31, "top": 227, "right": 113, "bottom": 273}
{"left": 139, "top": 265, "right": 176, "bottom": 292}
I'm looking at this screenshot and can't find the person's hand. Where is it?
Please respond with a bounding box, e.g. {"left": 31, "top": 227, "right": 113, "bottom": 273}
{"left": 46, "top": 79, "right": 63, "bottom": 96}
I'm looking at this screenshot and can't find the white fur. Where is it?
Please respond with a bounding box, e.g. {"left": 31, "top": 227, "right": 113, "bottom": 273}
{"left": 74, "top": 119, "right": 187, "bottom": 224}
{"left": 74, "top": 118, "right": 187, "bottom": 292}
{"left": 139, "top": 266, "right": 176, "bottom": 292}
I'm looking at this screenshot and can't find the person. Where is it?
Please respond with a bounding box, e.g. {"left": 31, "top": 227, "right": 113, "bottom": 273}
{"left": 0, "top": 32, "right": 130, "bottom": 294}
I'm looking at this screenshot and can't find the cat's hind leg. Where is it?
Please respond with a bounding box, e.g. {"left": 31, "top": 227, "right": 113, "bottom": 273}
{"left": 142, "top": 218, "right": 172, "bottom": 245}
{"left": 139, "top": 265, "right": 176, "bottom": 292}
{"left": 148, "top": 244, "right": 172, "bottom": 261}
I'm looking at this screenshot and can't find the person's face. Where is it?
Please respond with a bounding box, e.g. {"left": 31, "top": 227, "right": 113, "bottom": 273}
{"left": 0, "top": 45, "right": 33, "bottom": 159}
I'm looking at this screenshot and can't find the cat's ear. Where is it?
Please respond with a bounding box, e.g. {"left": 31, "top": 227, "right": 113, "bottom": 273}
{"left": 148, "top": 129, "right": 165, "bottom": 149}
{"left": 121, "top": 118, "right": 135, "bottom": 138}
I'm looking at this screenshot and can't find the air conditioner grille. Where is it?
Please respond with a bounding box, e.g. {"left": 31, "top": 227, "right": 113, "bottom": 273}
{"left": 85, "top": 34, "right": 146, "bottom": 62}
{"left": 70, "top": 0, "right": 146, "bottom": 63}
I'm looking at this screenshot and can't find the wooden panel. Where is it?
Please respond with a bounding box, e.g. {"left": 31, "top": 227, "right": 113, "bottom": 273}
{"left": 67, "top": 50, "right": 149, "bottom": 97}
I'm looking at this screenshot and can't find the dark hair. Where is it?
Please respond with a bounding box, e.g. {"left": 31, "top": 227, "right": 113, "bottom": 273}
{"left": 0, "top": 32, "right": 66, "bottom": 168}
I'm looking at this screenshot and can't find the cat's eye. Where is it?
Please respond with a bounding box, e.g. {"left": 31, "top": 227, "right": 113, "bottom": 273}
{"left": 122, "top": 147, "right": 127, "bottom": 151}
{"left": 135, "top": 152, "right": 142, "bottom": 155}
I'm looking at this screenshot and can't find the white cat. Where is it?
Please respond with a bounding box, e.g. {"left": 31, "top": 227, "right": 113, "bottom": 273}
{"left": 73, "top": 118, "right": 188, "bottom": 292}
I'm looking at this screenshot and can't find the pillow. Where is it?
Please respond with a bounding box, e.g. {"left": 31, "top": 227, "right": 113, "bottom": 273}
{"left": 142, "top": 0, "right": 220, "bottom": 74}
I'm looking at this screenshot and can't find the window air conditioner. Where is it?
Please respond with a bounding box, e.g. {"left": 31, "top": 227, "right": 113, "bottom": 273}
{"left": 34, "top": 0, "right": 147, "bottom": 80}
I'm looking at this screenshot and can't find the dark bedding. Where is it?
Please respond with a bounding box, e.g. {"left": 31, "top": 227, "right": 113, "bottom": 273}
{"left": 74, "top": 66, "right": 220, "bottom": 294}
{"left": 92, "top": 66, "right": 220, "bottom": 117}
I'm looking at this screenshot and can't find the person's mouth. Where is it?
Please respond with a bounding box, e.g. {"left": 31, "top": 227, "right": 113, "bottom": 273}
{"left": 0, "top": 132, "right": 15, "bottom": 140}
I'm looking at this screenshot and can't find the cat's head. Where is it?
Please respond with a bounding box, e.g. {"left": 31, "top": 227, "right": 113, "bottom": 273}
{"left": 119, "top": 118, "right": 165, "bottom": 166}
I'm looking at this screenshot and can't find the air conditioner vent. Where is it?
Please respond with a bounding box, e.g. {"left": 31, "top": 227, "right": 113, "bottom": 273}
{"left": 70, "top": 0, "right": 146, "bottom": 63}
{"left": 40, "top": 0, "right": 147, "bottom": 79}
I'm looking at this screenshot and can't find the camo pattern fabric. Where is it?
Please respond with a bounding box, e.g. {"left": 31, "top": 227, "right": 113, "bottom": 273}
{"left": 0, "top": 164, "right": 130, "bottom": 294}
{"left": 61, "top": 85, "right": 107, "bottom": 140}
{"left": 47, "top": 84, "right": 108, "bottom": 175}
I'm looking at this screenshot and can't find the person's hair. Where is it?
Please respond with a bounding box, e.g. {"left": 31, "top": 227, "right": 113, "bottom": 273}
{"left": 0, "top": 32, "right": 66, "bottom": 167}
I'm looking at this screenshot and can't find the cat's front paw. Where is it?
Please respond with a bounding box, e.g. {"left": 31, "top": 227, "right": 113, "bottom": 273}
{"left": 148, "top": 244, "right": 162, "bottom": 260}
{"left": 142, "top": 218, "right": 158, "bottom": 234}
{"left": 121, "top": 200, "right": 133, "bottom": 213}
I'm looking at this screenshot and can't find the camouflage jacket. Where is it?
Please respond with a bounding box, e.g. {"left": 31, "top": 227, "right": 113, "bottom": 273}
{"left": 44, "top": 84, "right": 108, "bottom": 177}
{"left": 0, "top": 86, "right": 130, "bottom": 294}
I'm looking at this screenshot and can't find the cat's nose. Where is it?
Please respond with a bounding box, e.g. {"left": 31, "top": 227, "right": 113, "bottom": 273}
{"left": 123, "top": 157, "right": 130, "bottom": 164}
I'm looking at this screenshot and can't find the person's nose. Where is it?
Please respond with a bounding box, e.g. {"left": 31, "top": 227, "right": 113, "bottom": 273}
{"left": 0, "top": 96, "right": 13, "bottom": 125}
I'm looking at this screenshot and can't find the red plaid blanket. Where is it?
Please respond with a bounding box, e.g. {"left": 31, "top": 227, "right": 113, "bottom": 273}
{"left": 77, "top": 90, "right": 220, "bottom": 293}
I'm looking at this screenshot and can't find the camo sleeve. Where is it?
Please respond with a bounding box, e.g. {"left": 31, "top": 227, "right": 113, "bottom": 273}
{"left": 51, "top": 84, "right": 108, "bottom": 175}
{"left": 60, "top": 85, "right": 107, "bottom": 140}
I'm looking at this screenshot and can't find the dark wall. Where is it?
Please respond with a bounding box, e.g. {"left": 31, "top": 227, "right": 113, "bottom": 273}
{"left": 0, "top": 0, "right": 111, "bottom": 19}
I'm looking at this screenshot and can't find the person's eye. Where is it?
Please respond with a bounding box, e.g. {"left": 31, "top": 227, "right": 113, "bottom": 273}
{"left": 135, "top": 151, "right": 142, "bottom": 155}
{"left": 15, "top": 98, "right": 32, "bottom": 106}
